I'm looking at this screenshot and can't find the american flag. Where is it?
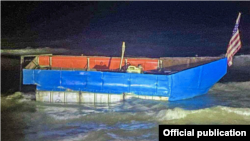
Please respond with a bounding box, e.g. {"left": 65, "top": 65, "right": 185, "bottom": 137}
{"left": 226, "top": 13, "right": 242, "bottom": 66}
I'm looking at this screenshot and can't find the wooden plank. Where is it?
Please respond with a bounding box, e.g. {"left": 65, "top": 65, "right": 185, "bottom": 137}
{"left": 19, "top": 56, "right": 24, "bottom": 91}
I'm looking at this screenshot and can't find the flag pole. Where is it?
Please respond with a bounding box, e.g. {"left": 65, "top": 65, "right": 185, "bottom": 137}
{"left": 119, "top": 42, "right": 126, "bottom": 70}
{"left": 236, "top": 12, "right": 241, "bottom": 25}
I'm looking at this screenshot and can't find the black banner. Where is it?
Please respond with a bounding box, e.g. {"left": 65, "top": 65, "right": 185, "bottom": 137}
{"left": 159, "top": 125, "right": 249, "bottom": 140}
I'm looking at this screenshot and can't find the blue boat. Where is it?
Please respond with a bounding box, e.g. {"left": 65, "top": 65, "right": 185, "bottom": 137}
{"left": 21, "top": 13, "right": 242, "bottom": 102}
{"left": 21, "top": 56, "right": 227, "bottom": 102}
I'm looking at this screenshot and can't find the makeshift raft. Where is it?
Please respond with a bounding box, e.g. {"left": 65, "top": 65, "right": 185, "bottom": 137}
{"left": 22, "top": 55, "right": 227, "bottom": 102}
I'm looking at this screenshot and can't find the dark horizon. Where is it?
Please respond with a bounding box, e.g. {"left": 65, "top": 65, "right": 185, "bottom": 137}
{"left": 2, "top": 1, "right": 250, "bottom": 57}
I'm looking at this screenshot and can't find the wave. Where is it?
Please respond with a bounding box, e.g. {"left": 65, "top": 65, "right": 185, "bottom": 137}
{"left": 212, "top": 81, "right": 250, "bottom": 91}
{"left": 1, "top": 47, "right": 69, "bottom": 56}
{"left": 219, "top": 106, "right": 250, "bottom": 116}
{"left": 3, "top": 91, "right": 250, "bottom": 141}
{"left": 232, "top": 54, "right": 250, "bottom": 67}
{"left": 156, "top": 106, "right": 250, "bottom": 124}
{"left": 219, "top": 54, "right": 250, "bottom": 82}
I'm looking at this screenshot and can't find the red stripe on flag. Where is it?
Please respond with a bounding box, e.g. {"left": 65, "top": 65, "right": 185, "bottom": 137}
{"left": 227, "top": 38, "right": 241, "bottom": 55}
{"left": 229, "top": 33, "right": 239, "bottom": 45}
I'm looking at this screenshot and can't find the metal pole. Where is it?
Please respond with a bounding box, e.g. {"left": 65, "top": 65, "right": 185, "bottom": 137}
{"left": 19, "top": 56, "right": 24, "bottom": 91}
{"left": 87, "top": 58, "right": 89, "bottom": 70}
{"left": 119, "top": 42, "right": 126, "bottom": 70}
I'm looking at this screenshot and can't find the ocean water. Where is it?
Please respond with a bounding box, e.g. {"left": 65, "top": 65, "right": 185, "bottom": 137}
{"left": 1, "top": 49, "right": 250, "bottom": 141}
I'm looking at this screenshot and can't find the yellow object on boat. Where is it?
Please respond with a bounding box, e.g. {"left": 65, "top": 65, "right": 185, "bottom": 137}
{"left": 126, "top": 65, "right": 143, "bottom": 73}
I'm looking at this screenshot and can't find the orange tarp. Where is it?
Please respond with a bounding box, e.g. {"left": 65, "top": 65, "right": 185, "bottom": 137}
{"left": 39, "top": 56, "right": 50, "bottom": 66}
{"left": 52, "top": 56, "right": 87, "bottom": 69}
{"left": 38, "top": 56, "right": 158, "bottom": 71}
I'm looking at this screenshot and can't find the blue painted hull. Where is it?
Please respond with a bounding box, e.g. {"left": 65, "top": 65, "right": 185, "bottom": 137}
{"left": 23, "top": 58, "right": 227, "bottom": 101}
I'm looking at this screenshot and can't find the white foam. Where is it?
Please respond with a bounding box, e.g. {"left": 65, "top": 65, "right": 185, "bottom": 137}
{"left": 156, "top": 108, "right": 194, "bottom": 120}
{"left": 219, "top": 106, "right": 250, "bottom": 116}
{"left": 60, "top": 133, "right": 89, "bottom": 141}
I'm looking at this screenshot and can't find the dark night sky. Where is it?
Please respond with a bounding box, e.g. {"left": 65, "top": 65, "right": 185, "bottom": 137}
{"left": 1, "top": 1, "right": 250, "bottom": 57}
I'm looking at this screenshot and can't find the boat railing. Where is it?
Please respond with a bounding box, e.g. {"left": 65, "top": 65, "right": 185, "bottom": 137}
{"left": 22, "top": 55, "right": 223, "bottom": 75}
